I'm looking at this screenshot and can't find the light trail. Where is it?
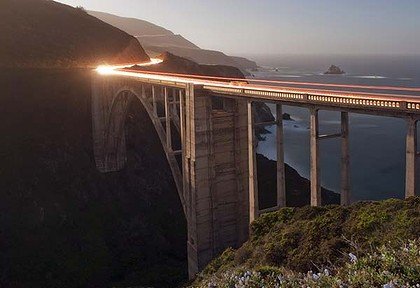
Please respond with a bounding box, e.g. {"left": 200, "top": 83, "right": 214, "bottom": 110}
{"left": 97, "top": 66, "right": 420, "bottom": 103}
{"left": 121, "top": 68, "right": 420, "bottom": 93}
{"left": 96, "top": 58, "right": 163, "bottom": 75}
{"left": 95, "top": 60, "right": 420, "bottom": 106}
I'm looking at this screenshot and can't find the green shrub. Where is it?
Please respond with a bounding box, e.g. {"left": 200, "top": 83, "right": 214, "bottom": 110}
{"left": 191, "top": 197, "right": 420, "bottom": 286}
{"left": 191, "top": 239, "right": 420, "bottom": 287}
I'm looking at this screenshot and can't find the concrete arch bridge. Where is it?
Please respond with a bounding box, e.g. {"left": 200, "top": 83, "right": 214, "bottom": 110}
{"left": 92, "top": 68, "right": 420, "bottom": 277}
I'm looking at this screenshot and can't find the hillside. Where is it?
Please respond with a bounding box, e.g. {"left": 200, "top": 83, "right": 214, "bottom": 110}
{"left": 0, "top": 0, "right": 149, "bottom": 68}
{"left": 0, "top": 69, "right": 187, "bottom": 287}
{"left": 191, "top": 197, "right": 420, "bottom": 287}
{"left": 88, "top": 10, "right": 258, "bottom": 71}
{"left": 135, "top": 52, "right": 246, "bottom": 78}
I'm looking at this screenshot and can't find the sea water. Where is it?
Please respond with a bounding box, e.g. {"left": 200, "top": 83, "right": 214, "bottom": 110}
{"left": 248, "top": 54, "right": 420, "bottom": 201}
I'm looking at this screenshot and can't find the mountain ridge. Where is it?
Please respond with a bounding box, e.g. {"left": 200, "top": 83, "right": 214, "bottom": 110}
{"left": 0, "top": 0, "right": 149, "bottom": 68}
{"left": 88, "top": 10, "right": 258, "bottom": 71}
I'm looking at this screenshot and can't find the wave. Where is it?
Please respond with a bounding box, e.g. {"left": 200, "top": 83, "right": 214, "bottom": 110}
{"left": 350, "top": 75, "right": 388, "bottom": 79}
{"left": 274, "top": 75, "right": 302, "bottom": 78}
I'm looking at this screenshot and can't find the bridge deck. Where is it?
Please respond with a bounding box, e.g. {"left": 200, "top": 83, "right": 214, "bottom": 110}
{"left": 98, "top": 68, "right": 420, "bottom": 118}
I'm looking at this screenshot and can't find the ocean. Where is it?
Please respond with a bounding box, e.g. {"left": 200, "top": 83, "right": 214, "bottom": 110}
{"left": 248, "top": 54, "right": 420, "bottom": 202}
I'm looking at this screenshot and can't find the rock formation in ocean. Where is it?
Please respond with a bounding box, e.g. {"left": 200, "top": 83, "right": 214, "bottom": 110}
{"left": 324, "top": 65, "right": 345, "bottom": 75}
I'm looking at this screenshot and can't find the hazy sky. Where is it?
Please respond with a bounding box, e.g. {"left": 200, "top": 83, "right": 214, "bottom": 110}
{"left": 56, "top": 0, "right": 420, "bottom": 56}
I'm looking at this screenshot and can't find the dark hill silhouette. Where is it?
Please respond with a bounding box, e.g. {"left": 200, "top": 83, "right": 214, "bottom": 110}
{"left": 0, "top": 0, "right": 150, "bottom": 68}
{"left": 136, "top": 52, "right": 245, "bottom": 78}
{"left": 88, "top": 10, "right": 258, "bottom": 71}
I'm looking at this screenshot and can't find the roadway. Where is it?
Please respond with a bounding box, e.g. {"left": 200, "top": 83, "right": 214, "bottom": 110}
{"left": 96, "top": 61, "right": 420, "bottom": 114}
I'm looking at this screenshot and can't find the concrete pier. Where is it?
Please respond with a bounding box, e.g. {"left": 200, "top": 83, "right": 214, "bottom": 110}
{"left": 248, "top": 101, "right": 259, "bottom": 222}
{"left": 405, "top": 117, "right": 418, "bottom": 198}
{"left": 341, "top": 112, "right": 350, "bottom": 205}
{"left": 310, "top": 108, "right": 321, "bottom": 206}
{"left": 276, "top": 104, "right": 286, "bottom": 208}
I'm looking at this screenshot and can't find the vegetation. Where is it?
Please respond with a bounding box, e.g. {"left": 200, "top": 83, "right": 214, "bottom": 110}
{"left": 192, "top": 240, "right": 420, "bottom": 287}
{"left": 191, "top": 197, "right": 420, "bottom": 287}
{"left": 75, "top": 6, "right": 87, "bottom": 14}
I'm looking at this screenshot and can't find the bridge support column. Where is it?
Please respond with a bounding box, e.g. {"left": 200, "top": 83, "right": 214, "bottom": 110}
{"left": 310, "top": 108, "right": 321, "bottom": 206}
{"left": 152, "top": 85, "right": 158, "bottom": 116}
{"left": 405, "top": 117, "right": 418, "bottom": 198}
{"left": 184, "top": 84, "right": 213, "bottom": 278}
{"left": 248, "top": 101, "right": 259, "bottom": 223}
{"left": 341, "top": 112, "right": 350, "bottom": 205}
{"left": 185, "top": 87, "right": 250, "bottom": 278}
{"left": 164, "top": 87, "right": 172, "bottom": 151}
{"left": 276, "top": 104, "right": 286, "bottom": 208}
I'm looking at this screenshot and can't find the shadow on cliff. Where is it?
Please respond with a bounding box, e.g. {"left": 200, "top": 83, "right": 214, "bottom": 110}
{"left": 0, "top": 69, "right": 187, "bottom": 288}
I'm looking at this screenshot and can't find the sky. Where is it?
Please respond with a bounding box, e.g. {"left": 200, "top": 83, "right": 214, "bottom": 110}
{"left": 56, "top": 0, "right": 420, "bottom": 56}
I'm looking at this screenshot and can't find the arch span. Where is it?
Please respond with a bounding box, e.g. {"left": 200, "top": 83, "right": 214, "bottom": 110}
{"left": 93, "top": 80, "right": 185, "bottom": 214}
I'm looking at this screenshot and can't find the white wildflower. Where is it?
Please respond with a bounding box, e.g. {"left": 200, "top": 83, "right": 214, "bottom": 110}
{"left": 383, "top": 282, "right": 395, "bottom": 288}
{"left": 348, "top": 253, "right": 357, "bottom": 263}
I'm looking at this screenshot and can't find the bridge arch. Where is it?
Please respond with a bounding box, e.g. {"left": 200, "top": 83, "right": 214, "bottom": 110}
{"left": 96, "top": 83, "right": 186, "bottom": 214}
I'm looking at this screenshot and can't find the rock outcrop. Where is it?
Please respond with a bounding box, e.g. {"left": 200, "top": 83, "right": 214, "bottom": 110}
{"left": 257, "top": 154, "right": 339, "bottom": 208}
{"left": 0, "top": 0, "right": 149, "bottom": 68}
{"left": 324, "top": 65, "right": 345, "bottom": 75}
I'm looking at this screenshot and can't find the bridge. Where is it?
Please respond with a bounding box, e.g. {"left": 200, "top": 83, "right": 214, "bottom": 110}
{"left": 92, "top": 63, "right": 420, "bottom": 278}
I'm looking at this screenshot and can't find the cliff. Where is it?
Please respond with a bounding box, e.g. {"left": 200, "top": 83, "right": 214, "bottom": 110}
{"left": 88, "top": 10, "right": 258, "bottom": 71}
{"left": 144, "top": 45, "right": 258, "bottom": 71}
{"left": 257, "top": 154, "right": 339, "bottom": 208}
{"left": 0, "top": 0, "right": 149, "bottom": 68}
{"left": 0, "top": 69, "right": 186, "bottom": 287}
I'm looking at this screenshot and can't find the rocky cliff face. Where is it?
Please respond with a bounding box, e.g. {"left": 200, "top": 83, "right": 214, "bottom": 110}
{"left": 257, "top": 154, "right": 339, "bottom": 208}
{"left": 0, "top": 0, "right": 149, "bottom": 67}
